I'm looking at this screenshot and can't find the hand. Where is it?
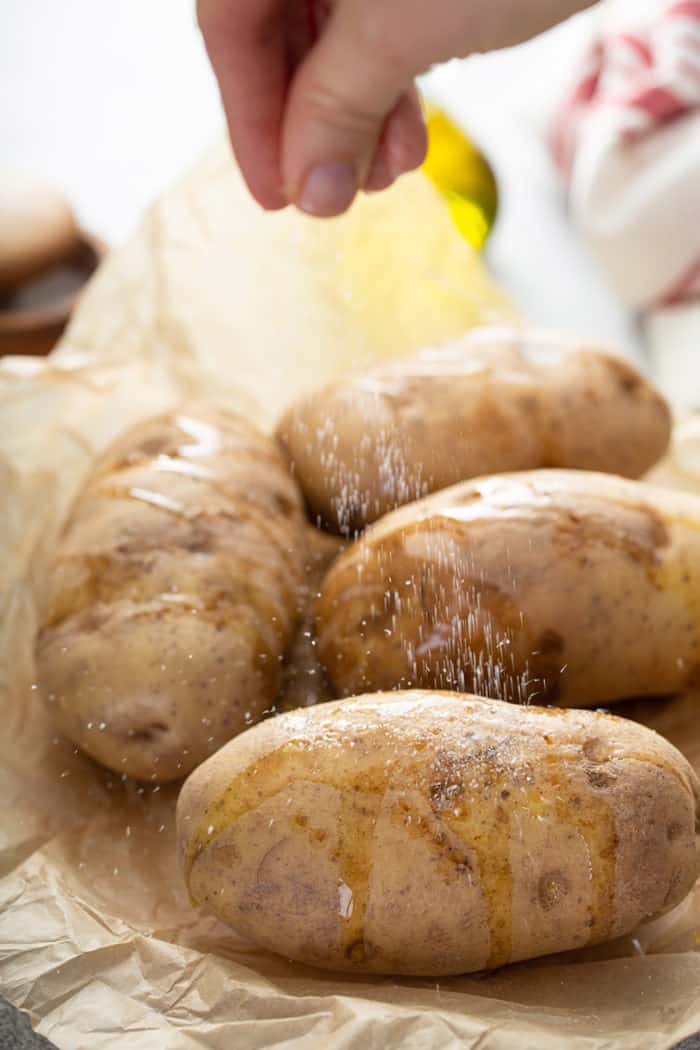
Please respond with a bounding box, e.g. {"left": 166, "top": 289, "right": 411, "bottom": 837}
{"left": 198, "top": 0, "right": 593, "bottom": 217}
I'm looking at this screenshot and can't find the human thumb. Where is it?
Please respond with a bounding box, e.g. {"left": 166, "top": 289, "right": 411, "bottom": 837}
{"left": 282, "top": 1, "right": 427, "bottom": 217}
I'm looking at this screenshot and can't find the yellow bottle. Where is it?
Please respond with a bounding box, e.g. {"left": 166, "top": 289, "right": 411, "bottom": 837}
{"left": 422, "top": 105, "right": 498, "bottom": 250}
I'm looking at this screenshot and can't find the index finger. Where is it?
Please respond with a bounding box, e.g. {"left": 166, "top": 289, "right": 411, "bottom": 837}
{"left": 197, "top": 0, "right": 289, "bottom": 210}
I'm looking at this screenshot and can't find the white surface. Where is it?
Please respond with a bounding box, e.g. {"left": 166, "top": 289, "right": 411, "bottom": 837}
{"left": 425, "top": 8, "right": 643, "bottom": 360}
{"left": 645, "top": 302, "right": 700, "bottom": 410}
{"left": 1, "top": 0, "right": 642, "bottom": 360}
{"left": 1, "top": 0, "right": 221, "bottom": 245}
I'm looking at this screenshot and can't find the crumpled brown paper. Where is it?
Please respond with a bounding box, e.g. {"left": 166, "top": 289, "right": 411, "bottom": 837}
{"left": 0, "top": 142, "right": 698, "bottom": 1050}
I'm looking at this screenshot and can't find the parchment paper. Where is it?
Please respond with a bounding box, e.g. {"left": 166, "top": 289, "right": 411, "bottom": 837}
{"left": 1, "top": 142, "right": 698, "bottom": 1050}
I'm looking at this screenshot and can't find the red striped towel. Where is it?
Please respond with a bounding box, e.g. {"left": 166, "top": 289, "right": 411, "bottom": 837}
{"left": 551, "top": 0, "right": 700, "bottom": 309}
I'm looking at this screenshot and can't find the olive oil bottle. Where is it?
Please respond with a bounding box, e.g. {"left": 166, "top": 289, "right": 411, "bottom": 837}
{"left": 422, "top": 105, "right": 498, "bottom": 250}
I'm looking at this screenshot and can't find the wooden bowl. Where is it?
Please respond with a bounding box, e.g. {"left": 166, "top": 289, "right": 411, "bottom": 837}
{"left": 0, "top": 232, "right": 106, "bottom": 357}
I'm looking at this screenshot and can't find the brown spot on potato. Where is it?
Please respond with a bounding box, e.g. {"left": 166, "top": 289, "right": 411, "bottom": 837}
{"left": 666, "top": 822, "right": 684, "bottom": 842}
{"left": 557, "top": 501, "right": 670, "bottom": 569}
{"left": 273, "top": 493, "right": 296, "bottom": 517}
{"left": 538, "top": 870, "right": 570, "bottom": 910}
{"left": 534, "top": 630, "right": 564, "bottom": 656}
{"left": 587, "top": 768, "right": 615, "bottom": 789}
{"left": 345, "top": 938, "right": 376, "bottom": 964}
{"left": 443, "top": 488, "right": 484, "bottom": 519}
{"left": 129, "top": 722, "right": 168, "bottom": 742}
{"left": 138, "top": 434, "right": 173, "bottom": 457}
{"left": 601, "top": 353, "right": 643, "bottom": 394}
{"left": 582, "top": 737, "right": 610, "bottom": 763}
{"left": 618, "top": 372, "right": 642, "bottom": 395}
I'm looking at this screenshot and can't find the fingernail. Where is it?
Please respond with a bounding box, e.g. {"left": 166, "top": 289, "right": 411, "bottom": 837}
{"left": 298, "top": 162, "right": 357, "bottom": 217}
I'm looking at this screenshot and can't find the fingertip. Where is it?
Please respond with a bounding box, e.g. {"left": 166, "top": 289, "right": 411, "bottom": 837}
{"left": 385, "top": 88, "right": 428, "bottom": 179}
{"left": 297, "top": 161, "right": 358, "bottom": 217}
{"left": 222, "top": 111, "right": 289, "bottom": 211}
{"left": 280, "top": 5, "right": 408, "bottom": 217}
{"left": 388, "top": 123, "right": 427, "bottom": 179}
{"left": 364, "top": 143, "right": 396, "bottom": 194}
{"left": 264, "top": 197, "right": 290, "bottom": 212}
{"left": 198, "top": 0, "right": 290, "bottom": 213}
{"left": 249, "top": 184, "right": 290, "bottom": 211}
{"left": 230, "top": 149, "right": 289, "bottom": 211}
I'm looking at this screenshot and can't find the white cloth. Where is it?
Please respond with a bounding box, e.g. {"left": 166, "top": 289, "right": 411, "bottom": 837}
{"left": 551, "top": 0, "right": 700, "bottom": 407}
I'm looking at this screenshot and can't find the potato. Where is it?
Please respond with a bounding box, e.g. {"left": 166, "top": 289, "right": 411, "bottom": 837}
{"left": 276, "top": 326, "right": 671, "bottom": 532}
{"left": 177, "top": 690, "right": 700, "bottom": 976}
{"left": 317, "top": 470, "right": 700, "bottom": 706}
{"left": 36, "top": 404, "right": 306, "bottom": 782}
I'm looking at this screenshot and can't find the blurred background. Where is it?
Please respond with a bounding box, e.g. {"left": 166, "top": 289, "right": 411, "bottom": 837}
{"left": 5, "top": 0, "right": 697, "bottom": 369}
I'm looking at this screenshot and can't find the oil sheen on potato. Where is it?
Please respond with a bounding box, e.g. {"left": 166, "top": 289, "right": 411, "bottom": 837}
{"left": 178, "top": 692, "right": 700, "bottom": 976}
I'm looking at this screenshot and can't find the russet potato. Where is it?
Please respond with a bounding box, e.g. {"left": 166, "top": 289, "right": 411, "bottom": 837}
{"left": 317, "top": 470, "right": 700, "bottom": 706}
{"left": 37, "top": 404, "right": 306, "bottom": 781}
{"left": 277, "top": 327, "right": 671, "bottom": 532}
{"left": 177, "top": 691, "right": 700, "bottom": 976}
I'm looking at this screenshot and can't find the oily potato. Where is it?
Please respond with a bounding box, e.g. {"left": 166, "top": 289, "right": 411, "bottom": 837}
{"left": 36, "top": 404, "right": 306, "bottom": 782}
{"left": 177, "top": 691, "right": 700, "bottom": 976}
{"left": 317, "top": 470, "right": 700, "bottom": 706}
{"left": 276, "top": 326, "right": 671, "bottom": 531}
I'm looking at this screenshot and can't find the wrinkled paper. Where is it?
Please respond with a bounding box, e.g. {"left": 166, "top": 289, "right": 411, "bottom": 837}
{"left": 0, "top": 142, "right": 698, "bottom": 1050}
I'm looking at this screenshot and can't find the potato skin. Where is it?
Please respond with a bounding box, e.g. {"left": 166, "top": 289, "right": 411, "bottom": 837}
{"left": 36, "top": 405, "right": 306, "bottom": 782}
{"left": 317, "top": 470, "right": 700, "bottom": 706}
{"left": 276, "top": 326, "right": 671, "bottom": 532}
{"left": 177, "top": 691, "right": 700, "bottom": 976}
